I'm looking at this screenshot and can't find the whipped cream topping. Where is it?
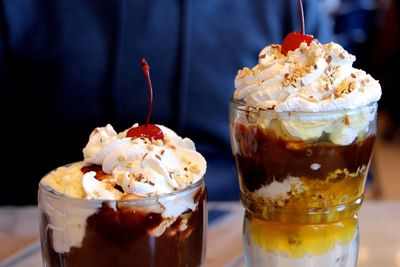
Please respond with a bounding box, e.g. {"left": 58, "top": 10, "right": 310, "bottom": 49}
{"left": 81, "top": 124, "right": 206, "bottom": 200}
{"left": 234, "top": 41, "right": 381, "bottom": 112}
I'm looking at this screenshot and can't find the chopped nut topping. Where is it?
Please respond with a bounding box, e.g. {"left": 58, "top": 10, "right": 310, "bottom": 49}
{"left": 323, "top": 94, "right": 331, "bottom": 100}
{"left": 189, "top": 165, "right": 201, "bottom": 174}
{"left": 167, "top": 144, "right": 176, "bottom": 150}
{"left": 122, "top": 194, "right": 144, "bottom": 201}
{"left": 325, "top": 55, "right": 332, "bottom": 64}
{"left": 118, "top": 155, "right": 127, "bottom": 162}
{"left": 138, "top": 173, "right": 144, "bottom": 181}
{"left": 237, "top": 67, "right": 253, "bottom": 79}
{"left": 152, "top": 139, "right": 163, "bottom": 146}
{"left": 126, "top": 162, "right": 134, "bottom": 168}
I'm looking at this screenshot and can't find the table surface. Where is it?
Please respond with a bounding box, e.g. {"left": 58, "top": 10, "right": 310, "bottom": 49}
{"left": 0, "top": 201, "right": 399, "bottom": 267}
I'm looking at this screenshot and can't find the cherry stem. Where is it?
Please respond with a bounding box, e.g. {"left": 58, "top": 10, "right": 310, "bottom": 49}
{"left": 298, "top": 0, "right": 305, "bottom": 35}
{"left": 141, "top": 58, "right": 153, "bottom": 127}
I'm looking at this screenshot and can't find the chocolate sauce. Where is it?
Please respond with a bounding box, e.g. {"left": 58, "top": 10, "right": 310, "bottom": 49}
{"left": 233, "top": 124, "right": 375, "bottom": 192}
{"left": 80, "top": 165, "right": 108, "bottom": 180}
{"left": 41, "top": 189, "right": 206, "bottom": 267}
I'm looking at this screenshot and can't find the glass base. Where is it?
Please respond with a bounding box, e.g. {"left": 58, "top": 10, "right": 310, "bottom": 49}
{"left": 242, "top": 211, "right": 359, "bottom": 267}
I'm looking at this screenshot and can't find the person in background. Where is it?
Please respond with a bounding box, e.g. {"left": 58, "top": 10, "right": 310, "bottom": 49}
{"left": 0, "top": 0, "right": 332, "bottom": 205}
{"left": 369, "top": 0, "right": 400, "bottom": 141}
{"left": 324, "top": 0, "right": 381, "bottom": 68}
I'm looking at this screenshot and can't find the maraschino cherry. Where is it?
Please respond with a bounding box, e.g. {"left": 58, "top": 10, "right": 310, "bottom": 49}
{"left": 281, "top": 0, "right": 314, "bottom": 55}
{"left": 126, "top": 58, "right": 164, "bottom": 141}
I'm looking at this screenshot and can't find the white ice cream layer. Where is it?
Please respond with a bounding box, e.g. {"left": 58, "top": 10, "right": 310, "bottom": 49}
{"left": 244, "top": 241, "right": 359, "bottom": 267}
{"left": 254, "top": 176, "right": 303, "bottom": 201}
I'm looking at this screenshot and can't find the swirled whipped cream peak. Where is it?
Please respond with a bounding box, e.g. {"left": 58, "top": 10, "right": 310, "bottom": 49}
{"left": 233, "top": 41, "right": 381, "bottom": 145}
{"left": 234, "top": 41, "right": 381, "bottom": 112}
{"left": 42, "top": 123, "right": 206, "bottom": 202}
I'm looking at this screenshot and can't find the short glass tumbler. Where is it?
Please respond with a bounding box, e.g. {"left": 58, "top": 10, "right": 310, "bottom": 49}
{"left": 38, "top": 174, "right": 207, "bottom": 267}
{"left": 230, "top": 98, "right": 377, "bottom": 267}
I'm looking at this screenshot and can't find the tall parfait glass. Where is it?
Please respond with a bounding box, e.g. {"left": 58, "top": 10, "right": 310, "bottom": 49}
{"left": 230, "top": 98, "right": 377, "bottom": 266}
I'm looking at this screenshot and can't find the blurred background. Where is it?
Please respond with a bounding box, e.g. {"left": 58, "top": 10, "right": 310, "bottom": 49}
{"left": 325, "top": 0, "right": 400, "bottom": 201}
{"left": 0, "top": 0, "right": 398, "bottom": 205}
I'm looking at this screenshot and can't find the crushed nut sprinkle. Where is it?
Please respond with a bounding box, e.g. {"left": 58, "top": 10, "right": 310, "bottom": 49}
{"left": 237, "top": 67, "right": 253, "bottom": 79}
{"left": 323, "top": 94, "right": 331, "bottom": 100}
{"left": 307, "top": 95, "right": 318, "bottom": 103}
{"left": 331, "top": 69, "right": 340, "bottom": 79}
{"left": 122, "top": 194, "right": 144, "bottom": 201}
{"left": 166, "top": 144, "right": 177, "bottom": 150}
{"left": 152, "top": 139, "right": 164, "bottom": 146}
{"left": 138, "top": 173, "right": 144, "bottom": 181}
{"left": 125, "top": 162, "right": 134, "bottom": 168}
{"left": 189, "top": 165, "right": 201, "bottom": 174}
{"left": 325, "top": 55, "right": 332, "bottom": 64}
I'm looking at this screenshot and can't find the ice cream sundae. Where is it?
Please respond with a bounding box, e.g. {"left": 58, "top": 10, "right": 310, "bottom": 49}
{"left": 38, "top": 59, "right": 207, "bottom": 267}
{"left": 230, "top": 1, "right": 381, "bottom": 266}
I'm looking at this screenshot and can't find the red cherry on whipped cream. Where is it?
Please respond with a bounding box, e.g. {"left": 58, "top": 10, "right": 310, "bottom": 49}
{"left": 126, "top": 58, "right": 164, "bottom": 141}
{"left": 281, "top": 0, "right": 314, "bottom": 55}
{"left": 281, "top": 32, "right": 314, "bottom": 55}
{"left": 127, "top": 124, "right": 164, "bottom": 141}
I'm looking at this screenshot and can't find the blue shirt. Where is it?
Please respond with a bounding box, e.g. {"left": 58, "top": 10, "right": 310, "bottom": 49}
{"left": 0, "top": 0, "right": 333, "bottom": 204}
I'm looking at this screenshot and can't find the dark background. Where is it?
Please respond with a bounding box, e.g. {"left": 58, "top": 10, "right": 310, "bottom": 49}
{"left": 0, "top": 0, "right": 397, "bottom": 205}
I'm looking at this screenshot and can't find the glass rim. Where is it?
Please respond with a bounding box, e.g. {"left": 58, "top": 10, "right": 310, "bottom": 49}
{"left": 230, "top": 97, "right": 378, "bottom": 116}
{"left": 39, "top": 163, "right": 205, "bottom": 205}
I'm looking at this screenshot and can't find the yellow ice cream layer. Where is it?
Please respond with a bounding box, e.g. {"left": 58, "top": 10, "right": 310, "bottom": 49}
{"left": 41, "top": 162, "right": 86, "bottom": 198}
{"left": 249, "top": 215, "right": 357, "bottom": 258}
